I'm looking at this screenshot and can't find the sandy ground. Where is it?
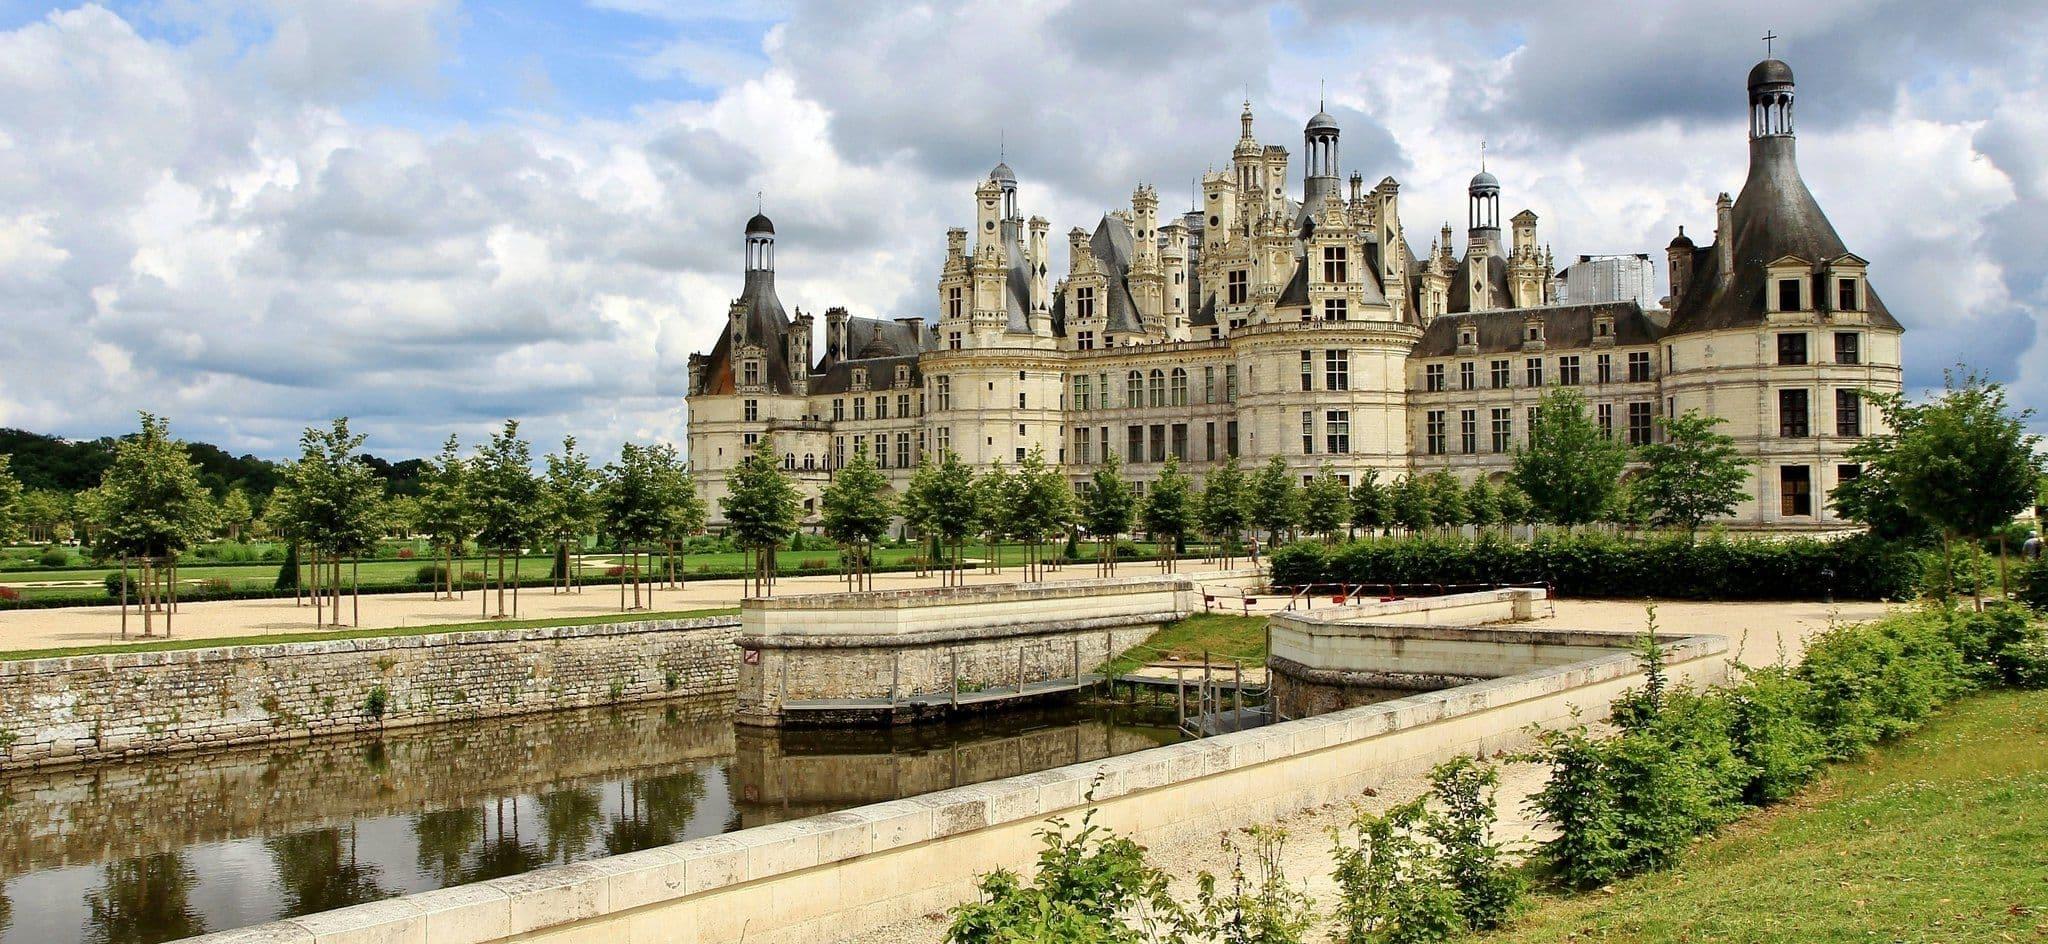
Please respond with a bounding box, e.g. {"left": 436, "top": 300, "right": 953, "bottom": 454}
{"left": 832, "top": 597, "right": 1898, "bottom": 944}
{"left": 0, "top": 558, "right": 1256, "bottom": 653}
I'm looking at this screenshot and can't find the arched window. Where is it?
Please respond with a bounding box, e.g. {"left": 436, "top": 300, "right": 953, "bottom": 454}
{"left": 1148, "top": 369, "right": 1166, "bottom": 408}
{"left": 1126, "top": 371, "right": 1144, "bottom": 407}
{"left": 804, "top": 454, "right": 815, "bottom": 470}
{"left": 784, "top": 453, "right": 795, "bottom": 470}
{"left": 1170, "top": 368, "right": 1189, "bottom": 406}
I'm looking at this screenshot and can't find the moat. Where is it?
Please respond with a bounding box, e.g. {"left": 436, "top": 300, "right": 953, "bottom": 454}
{"left": 0, "top": 695, "right": 1184, "bottom": 944}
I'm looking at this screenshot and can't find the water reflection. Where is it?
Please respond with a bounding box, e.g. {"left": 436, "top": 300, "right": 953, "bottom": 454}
{"left": 0, "top": 696, "right": 1180, "bottom": 944}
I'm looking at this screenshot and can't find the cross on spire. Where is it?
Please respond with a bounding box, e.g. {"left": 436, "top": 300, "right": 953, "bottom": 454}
{"left": 1762, "top": 30, "right": 1777, "bottom": 57}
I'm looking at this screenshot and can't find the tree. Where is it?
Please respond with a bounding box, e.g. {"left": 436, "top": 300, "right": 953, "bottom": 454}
{"left": 415, "top": 435, "right": 476, "bottom": 600}
{"left": 1009, "top": 445, "right": 1072, "bottom": 582}
{"left": 1301, "top": 462, "right": 1351, "bottom": 543}
{"left": 1464, "top": 478, "right": 1501, "bottom": 534}
{"left": 1863, "top": 372, "right": 2044, "bottom": 606}
{"left": 917, "top": 450, "right": 980, "bottom": 585}
{"left": 1143, "top": 455, "right": 1194, "bottom": 573}
{"left": 1634, "top": 409, "right": 1754, "bottom": 537}
{"left": 1426, "top": 471, "right": 1468, "bottom": 533}
{"left": 1247, "top": 456, "right": 1302, "bottom": 547}
{"left": 1511, "top": 389, "right": 1626, "bottom": 528}
{"left": 18, "top": 488, "right": 71, "bottom": 543}
{"left": 602, "top": 443, "right": 668, "bottom": 609}
{"left": 820, "top": 441, "right": 895, "bottom": 590}
{"left": 0, "top": 455, "right": 20, "bottom": 545}
{"left": 274, "top": 419, "right": 386, "bottom": 627}
{"left": 722, "top": 435, "right": 801, "bottom": 597}
{"left": 1496, "top": 484, "right": 1533, "bottom": 539}
{"left": 901, "top": 452, "right": 942, "bottom": 576}
{"left": 1081, "top": 452, "right": 1137, "bottom": 576}
{"left": 973, "top": 460, "right": 1015, "bottom": 575}
{"left": 1391, "top": 473, "right": 1434, "bottom": 534}
{"left": 472, "top": 421, "right": 542, "bottom": 617}
{"left": 1198, "top": 456, "right": 1251, "bottom": 566}
{"left": 89, "top": 413, "right": 217, "bottom": 637}
{"left": 219, "top": 487, "right": 254, "bottom": 542}
{"left": 541, "top": 437, "right": 603, "bottom": 593}
{"left": 1349, "top": 468, "right": 1392, "bottom": 541}
{"left": 653, "top": 445, "right": 707, "bottom": 589}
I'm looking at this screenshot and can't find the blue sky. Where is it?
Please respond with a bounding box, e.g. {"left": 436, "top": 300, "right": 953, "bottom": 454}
{"left": 0, "top": 1, "right": 2041, "bottom": 461}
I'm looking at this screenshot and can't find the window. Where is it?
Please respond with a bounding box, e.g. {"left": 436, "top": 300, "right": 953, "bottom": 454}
{"left": 1323, "top": 298, "right": 1348, "bottom": 321}
{"left": 1300, "top": 351, "right": 1314, "bottom": 391}
{"left": 1075, "top": 286, "right": 1096, "bottom": 319}
{"left": 1780, "top": 465, "right": 1812, "bottom": 516}
{"left": 833, "top": 436, "right": 845, "bottom": 468}
{"left": 742, "top": 360, "right": 760, "bottom": 387}
{"left": 876, "top": 396, "right": 888, "bottom": 419}
{"left": 1301, "top": 411, "right": 1317, "bottom": 455}
{"left": 1597, "top": 403, "right": 1614, "bottom": 439}
{"left": 1224, "top": 365, "right": 1238, "bottom": 403}
{"left": 1527, "top": 407, "right": 1540, "bottom": 444}
{"left": 1777, "top": 278, "right": 1802, "bottom": 312}
{"left": 1490, "top": 359, "right": 1511, "bottom": 389}
{"left": 853, "top": 368, "right": 867, "bottom": 389}
{"left": 852, "top": 435, "right": 864, "bottom": 464}
{"left": 1127, "top": 425, "right": 1143, "bottom": 463}
{"left": 1426, "top": 410, "right": 1447, "bottom": 455}
{"left": 1425, "top": 363, "right": 1445, "bottom": 392}
{"left": 1627, "top": 351, "right": 1651, "bottom": 382}
{"left": 743, "top": 432, "right": 758, "bottom": 448}
{"left": 1459, "top": 361, "right": 1476, "bottom": 391}
{"left": 948, "top": 331, "right": 962, "bottom": 350}
{"left": 1226, "top": 421, "right": 1240, "bottom": 457}
{"left": 1077, "top": 330, "right": 1095, "bottom": 350}
{"left": 1777, "top": 333, "right": 1808, "bottom": 366}
{"left": 935, "top": 376, "right": 951, "bottom": 410}
{"left": 1205, "top": 422, "right": 1216, "bottom": 460}
{"left": 875, "top": 438, "right": 888, "bottom": 468}
{"left": 853, "top": 398, "right": 866, "bottom": 420}
{"left": 1204, "top": 366, "right": 1216, "bottom": 404}
{"left": 1017, "top": 392, "right": 1026, "bottom": 409}
{"left": 1074, "top": 375, "right": 1092, "bottom": 411}
{"left": 1322, "top": 246, "right": 1348, "bottom": 283}
{"left": 898, "top": 394, "right": 911, "bottom": 417}
{"left": 1836, "top": 278, "right": 1858, "bottom": 311}
{"left": 1628, "top": 402, "right": 1653, "bottom": 446}
{"left": 744, "top": 398, "right": 759, "bottom": 422}
{"left": 1126, "top": 371, "right": 1144, "bottom": 405}
{"left": 1149, "top": 424, "right": 1166, "bottom": 463}
{"left": 1490, "top": 408, "right": 1512, "bottom": 452}
{"left": 1596, "top": 353, "right": 1613, "bottom": 384}
{"left": 1779, "top": 389, "right": 1810, "bottom": 438}
{"left": 897, "top": 433, "right": 911, "bottom": 468}
{"left": 1016, "top": 447, "right": 1026, "bottom": 463}
{"left": 1227, "top": 269, "right": 1248, "bottom": 305}
{"left": 1525, "top": 357, "right": 1544, "bottom": 387}
{"left": 947, "top": 286, "right": 963, "bottom": 319}
{"left": 1557, "top": 355, "right": 1580, "bottom": 386}
{"left": 1170, "top": 368, "right": 1189, "bottom": 406}
{"left": 1460, "top": 409, "right": 1477, "bottom": 454}
{"left": 1326, "top": 350, "right": 1350, "bottom": 391}
{"left": 1171, "top": 423, "right": 1188, "bottom": 460}
{"left": 1148, "top": 369, "right": 1166, "bottom": 407}
{"left": 1326, "top": 410, "right": 1351, "bottom": 455}
{"left": 936, "top": 426, "right": 950, "bottom": 455}
{"left": 1837, "top": 463, "right": 1862, "bottom": 489}
{"left": 1836, "top": 389, "right": 1862, "bottom": 437}
{"left": 832, "top": 398, "right": 844, "bottom": 421}
{"left": 1835, "top": 332, "right": 1860, "bottom": 365}
{"left": 1076, "top": 426, "right": 1093, "bottom": 465}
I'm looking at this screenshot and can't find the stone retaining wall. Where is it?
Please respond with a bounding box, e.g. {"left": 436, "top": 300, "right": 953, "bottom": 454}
{"left": 0, "top": 615, "right": 741, "bottom": 769}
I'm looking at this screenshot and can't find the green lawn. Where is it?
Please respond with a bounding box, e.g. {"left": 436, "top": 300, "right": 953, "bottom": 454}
{"left": 0, "top": 607, "right": 741, "bottom": 661}
{"left": 1102, "top": 612, "right": 1269, "bottom": 676}
{"left": 1485, "top": 687, "right": 2048, "bottom": 943}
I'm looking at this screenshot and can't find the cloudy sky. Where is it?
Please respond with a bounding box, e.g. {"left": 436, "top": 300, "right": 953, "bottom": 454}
{"left": 0, "top": 1, "right": 2041, "bottom": 462}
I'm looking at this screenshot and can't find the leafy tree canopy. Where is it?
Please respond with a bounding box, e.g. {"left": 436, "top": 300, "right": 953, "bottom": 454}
{"left": 1511, "top": 389, "right": 1627, "bottom": 527}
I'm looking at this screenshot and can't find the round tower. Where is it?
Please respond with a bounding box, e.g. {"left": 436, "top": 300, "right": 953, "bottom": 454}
{"left": 746, "top": 211, "right": 775, "bottom": 272}
{"left": 1303, "top": 107, "right": 1340, "bottom": 209}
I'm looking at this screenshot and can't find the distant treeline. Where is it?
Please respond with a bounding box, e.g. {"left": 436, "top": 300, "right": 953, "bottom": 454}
{"left": 0, "top": 427, "right": 427, "bottom": 498}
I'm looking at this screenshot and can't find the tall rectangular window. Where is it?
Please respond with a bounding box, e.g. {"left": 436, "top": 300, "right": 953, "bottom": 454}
{"left": 1836, "top": 278, "right": 1858, "bottom": 311}
{"left": 1074, "top": 374, "right": 1092, "bottom": 411}
{"left": 1490, "top": 408, "right": 1512, "bottom": 453}
{"left": 1150, "top": 424, "right": 1167, "bottom": 463}
{"left": 1171, "top": 423, "right": 1189, "bottom": 460}
{"left": 1836, "top": 389, "right": 1862, "bottom": 437}
{"left": 947, "top": 285, "right": 963, "bottom": 319}
{"left": 1205, "top": 422, "right": 1216, "bottom": 461}
{"left": 1778, "top": 278, "right": 1802, "bottom": 312}
{"left": 1425, "top": 363, "right": 1445, "bottom": 392}
{"left": 1835, "top": 332, "right": 1860, "bottom": 365}
{"left": 1525, "top": 357, "right": 1544, "bottom": 387}
{"left": 744, "top": 398, "right": 759, "bottom": 422}
{"left": 1557, "top": 355, "right": 1580, "bottom": 385}
{"left": 1627, "top": 351, "right": 1651, "bottom": 382}
{"left": 1300, "top": 351, "right": 1314, "bottom": 391}
{"left": 1459, "top": 361, "right": 1476, "bottom": 391}
{"left": 834, "top": 436, "right": 845, "bottom": 468}
{"left": 1628, "top": 402, "right": 1653, "bottom": 446}
{"left": 1596, "top": 353, "right": 1613, "bottom": 384}
{"left": 1322, "top": 246, "right": 1348, "bottom": 283}
{"left": 1490, "top": 359, "right": 1511, "bottom": 389}
{"left": 1327, "top": 350, "right": 1350, "bottom": 391}
{"left": 1460, "top": 409, "right": 1477, "bottom": 454}
{"left": 1781, "top": 465, "right": 1813, "bottom": 516}
{"left": 1127, "top": 425, "right": 1143, "bottom": 463}
{"left": 1426, "top": 410, "right": 1447, "bottom": 455}
{"left": 1597, "top": 402, "right": 1614, "bottom": 439}
{"left": 876, "top": 396, "right": 888, "bottom": 419}
{"left": 833, "top": 398, "right": 844, "bottom": 421}
{"left": 1203, "top": 366, "right": 1216, "bottom": 404}
{"left": 935, "top": 376, "right": 951, "bottom": 410}
{"left": 1326, "top": 410, "right": 1351, "bottom": 455}
{"left": 1075, "top": 286, "right": 1096, "bottom": 319}
{"left": 1779, "top": 389, "right": 1810, "bottom": 438}
{"left": 1227, "top": 269, "right": 1248, "bottom": 305}
{"left": 1127, "top": 371, "right": 1144, "bottom": 405}
{"left": 1226, "top": 421, "right": 1240, "bottom": 457}
{"left": 1778, "top": 333, "right": 1808, "bottom": 366}
{"left": 1076, "top": 427, "right": 1092, "bottom": 465}
{"left": 1224, "top": 365, "right": 1238, "bottom": 403}
{"left": 896, "top": 432, "right": 911, "bottom": 469}
{"left": 1301, "top": 411, "right": 1316, "bottom": 455}
{"left": 898, "top": 394, "right": 911, "bottom": 417}
{"left": 936, "top": 427, "right": 950, "bottom": 456}
{"left": 742, "top": 361, "right": 760, "bottom": 386}
{"left": 853, "top": 398, "right": 866, "bottom": 420}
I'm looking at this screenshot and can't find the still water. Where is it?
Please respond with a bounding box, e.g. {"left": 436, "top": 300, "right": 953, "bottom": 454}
{"left": 0, "top": 696, "right": 1184, "bottom": 944}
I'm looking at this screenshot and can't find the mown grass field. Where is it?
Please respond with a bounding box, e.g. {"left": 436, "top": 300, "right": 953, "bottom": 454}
{"left": 1485, "top": 687, "right": 2048, "bottom": 943}
{"left": 1102, "top": 612, "right": 1269, "bottom": 676}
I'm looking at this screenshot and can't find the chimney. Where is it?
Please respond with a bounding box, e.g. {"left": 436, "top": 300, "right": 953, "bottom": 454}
{"left": 1715, "top": 193, "right": 1734, "bottom": 277}
{"left": 825, "top": 306, "right": 848, "bottom": 359}
{"left": 1667, "top": 226, "right": 1694, "bottom": 301}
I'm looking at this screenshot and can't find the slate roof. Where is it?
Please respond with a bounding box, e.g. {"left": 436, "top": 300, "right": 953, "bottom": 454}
{"left": 691, "top": 268, "right": 796, "bottom": 396}
{"left": 1414, "top": 301, "right": 1668, "bottom": 358}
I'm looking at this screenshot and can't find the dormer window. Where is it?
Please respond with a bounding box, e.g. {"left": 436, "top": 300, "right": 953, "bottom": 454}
{"left": 1596, "top": 319, "right": 1612, "bottom": 337}
{"left": 742, "top": 359, "right": 761, "bottom": 387}
{"left": 895, "top": 365, "right": 910, "bottom": 385}
{"left": 1527, "top": 327, "right": 1540, "bottom": 341}
{"left": 1460, "top": 329, "right": 1475, "bottom": 346}
{"left": 1777, "top": 278, "right": 1803, "bottom": 312}
{"left": 1076, "top": 286, "right": 1096, "bottom": 319}
{"left": 1835, "top": 278, "right": 1859, "bottom": 311}
{"left": 852, "top": 367, "right": 867, "bottom": 388}
{"left": 1322, "top": 246, "right": 1348, "bottom": 283}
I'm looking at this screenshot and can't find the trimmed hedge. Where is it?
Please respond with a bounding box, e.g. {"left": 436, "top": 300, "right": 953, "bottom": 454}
{"left": 1269, "top": 532, "right": 1918, "bottom": 602}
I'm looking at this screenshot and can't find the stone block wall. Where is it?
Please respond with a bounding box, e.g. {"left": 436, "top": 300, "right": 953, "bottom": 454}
{"left": 0, "top": 615, "right": 741, "bottom": 769}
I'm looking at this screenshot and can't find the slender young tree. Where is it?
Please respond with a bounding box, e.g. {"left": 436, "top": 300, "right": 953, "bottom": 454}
{"left": 471, "top": 421, "right": 542, "bottom": 618}
{"left": 218, "top": 487, "right": 253, "bottom": 542}
{"left": 18, "top": 489, "right": 71, "bottom": 544}
{"left": 1009, "top": 445, "right": 1071, "bottom": 582}
{"left": 900, "top": 452, "right": 942, "bottom": 577}
{"left": 654, "top": 446, "right": 707, "bottom": 589}
{"left": 1247, "top": 455, "right": 1302, "bottom": 547}
{"left": 1391, "top": 473, "right": 1434, "bottom": 535}
{"left": 1300, "top": 462, "right": 1350, "bottom": 544}
{"left": 90, "top": 413, "right": 217, "bottom": 637}
{"left": 1634, "top": 409, "right": 1753, "bottom": 538}
{"left": 1081, "top": 451, "right": 1136, "bottom": 576}
{"left": 1142, "top": 454, "right": 1194, "bottom": 573}
{"left": 1348, "top": 468, "right": 1386, "bottom": 541}
{"left": 1512, "top": 388, "right": 1626, "bottom": 529}
{"left": 1464, "top": 478, "right": 1501, "bottom": 536}
{"left": 274, "top": 419, "right": 384, "bottom": 627}
{"left": 973, "top": 460, "right": 1014, "bottom": 576}
{"left": 820, "top": 442, "right": 895, "bottom": 590}
{"left": 922, "top": 450, "right": 980, "bottom": 586}
{"left": 1426, "top": 470, "right": 1468, "bottom": 535}
{"left": 1496, "top": 483, "right": 1533, "bottom": 541}
{"left": 1198, "top": 455, "right": 1250, "bottom": 567}
{"left": 542, "top": 437, "right": 603, "bottom": 593}
{"left": 601, "top": 443, "right": 666, "bottom": 609}
{"left": 415, "top": 435, "right": 476, "bottom": 600}
{"left": 721, "top": 435, "right": 801, "bottom": 597}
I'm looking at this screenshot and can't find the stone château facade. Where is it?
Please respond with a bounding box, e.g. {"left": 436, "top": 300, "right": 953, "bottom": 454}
{"left": 687, "top": 56, "right": 1903, "bottom": 531}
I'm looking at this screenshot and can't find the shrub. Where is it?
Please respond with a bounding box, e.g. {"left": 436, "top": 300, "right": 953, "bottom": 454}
{"left": 0, "top": 587, "right": 19, "bottom": 602}
{"left": 949, "top": 807, "right": 1193, "bottom": 943}
{"left": 38, "top": 547, "right": 68, "bottom": 567}
{"left": 103, "top": 572, "right": 130, "bottom": 598}
{"left": 397, "top": 547, "right": 417, "bottom": 560}
{"left": 1799, "top": 611, "right": 1971, "bottom": 757}
{"left": 1330, "top": 799, "right": 1463, "bottom": 944}
{"left": 364, "top": 684, "right": 389, "bottom": 720}
{"left": 414, "top": 564, "right": 447, "bottom": 586}
{"left": 605, "top": 565, "right": 626, "bottom": 577}
{"left": 1724, "top": 663, "right": 1827, "bottom": 804}
{"left": 1196, "top": 827, "right": 1315, "bottom": 944}
{"left": 196, "top": 578, "right": 233, "bottom": 594}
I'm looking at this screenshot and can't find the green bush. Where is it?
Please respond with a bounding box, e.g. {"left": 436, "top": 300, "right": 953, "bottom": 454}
{"left": 1331, "top": 798, "right": 1464, "bottom": 943}
{"left": 38, "top": 547, "right": 68, "bottom": 567}
{"left": 414, "top": 564, "right": 447, "bottom": 586}
{"left": 1725, "top": 664, "right": 1827, "bottom": 804}
{"left": 1799, "top": 611, "right": 1972, "bottom": 757}
{"left": 948, "top": 807, "right": 1193, "bottom": 943}
{"left": 1270, "top": 532, "right": 1917, "bottom": 601}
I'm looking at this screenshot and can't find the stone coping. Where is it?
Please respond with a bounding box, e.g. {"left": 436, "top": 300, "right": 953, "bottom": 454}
{"left": 1269, "top": 586, "right": 1542, "bottom": 629}
{"left": 743, "top": 569, "right": 1260, "bottom": 611}
{"left": 178, "top": 625, "right": 1726, "bottom": 944}
{"left": 0, "top": 614, "right": 742, "bottom": 679}
{"left": 737, "top": 611, "right": 1185, "bottom": 650}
